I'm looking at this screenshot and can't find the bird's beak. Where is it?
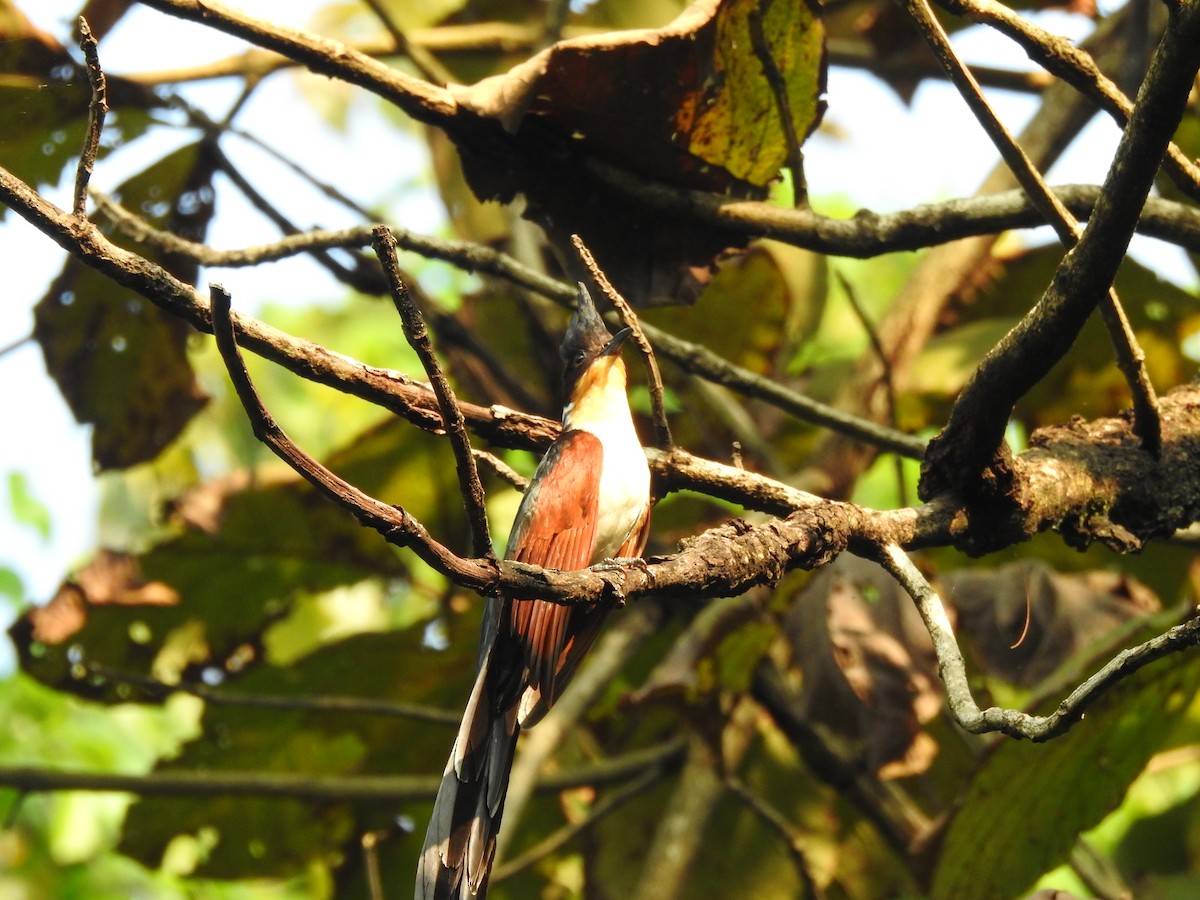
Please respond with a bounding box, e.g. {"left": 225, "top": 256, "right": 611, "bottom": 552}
{"left": 601, "top": 327, "right": 633, "bottom": 357}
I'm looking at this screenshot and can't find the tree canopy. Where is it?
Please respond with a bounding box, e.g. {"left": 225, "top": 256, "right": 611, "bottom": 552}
{"left": 2, "top": 0, "right": 1200, "bottom": 898}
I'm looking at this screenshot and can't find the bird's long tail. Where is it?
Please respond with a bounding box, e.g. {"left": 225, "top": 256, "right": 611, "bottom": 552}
{"left": 417, "top": 647, "right": 519, "bottom": 900}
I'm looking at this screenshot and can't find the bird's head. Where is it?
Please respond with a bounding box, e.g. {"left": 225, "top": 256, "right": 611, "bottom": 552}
{"left": 560, "top": 283, "right": 632, "bottom": 410}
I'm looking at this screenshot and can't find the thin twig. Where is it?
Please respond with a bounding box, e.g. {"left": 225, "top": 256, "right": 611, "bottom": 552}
{"left": 648, "top": 324, "right": 925, "bottom": 459}
{"left": 229, "top": 125, "right": 374, "bottom": 217}
{"left": 0, "top": 334, "right": 32, "bottom": 359}
{"left": 360, "top": 0, "right": 455, "bottom": 85}
{"left": 493, "top": 755, "right": 677, "bottom": 883}
{"left": 900, "top": 0, "right": 1161, "bottom": 456}
{"left": 82, "top": 659, "right": 460, "bottom": 724}
{"left": 93, "top": 191, "right": 375, "bottom": 263}
{"left": 540, "top": 0, "right": 571, "bottom": 48}
{"left": 725, "top": 775, "right": 824, "bottom": 899}
{"left": 0, "top": 739, "right": 685, "bottom": 803}
{"left": 878, "top": 543, "right": 1200, "bottom": 742}
{"left": 372, "top": 225, "right": 494, "bottom": 561}
{"left": 472, "top": 448, "right": 529, "bottom": 492}
{"left": 362, "top": 831, "right": 386, "bottom": 900}
{"left": 747, "top": 0, "right": 807, "bottom": 207}
{"left": 210, "top": 146, "right": 385, "bottom": 294}
{"left": 73, "top": 17, "right": 108, "bottom": 218}
{"left": 571, "top": 234, "right": 673, "bottom": 449}
{"left": 838, "top": 271, "right": 907, "bottom": 505}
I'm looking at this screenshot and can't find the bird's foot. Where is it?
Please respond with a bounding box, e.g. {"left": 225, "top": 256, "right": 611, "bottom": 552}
{"left": 593, "top": 556, "right": 647, "bottom": 573}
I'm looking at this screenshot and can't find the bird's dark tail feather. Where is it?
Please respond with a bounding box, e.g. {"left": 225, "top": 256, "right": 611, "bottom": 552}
{"left": 416, "top": 649, "right": 519, "bottom": 900}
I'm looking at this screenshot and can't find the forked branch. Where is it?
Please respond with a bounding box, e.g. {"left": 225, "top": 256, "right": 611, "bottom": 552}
{"left": 878, "top": 544, "right": 1200, "bottom": 741}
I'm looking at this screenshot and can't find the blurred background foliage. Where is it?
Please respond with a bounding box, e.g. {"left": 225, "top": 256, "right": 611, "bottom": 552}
{"left": 1, "top": 0, "right": 1200, "bottom": 897}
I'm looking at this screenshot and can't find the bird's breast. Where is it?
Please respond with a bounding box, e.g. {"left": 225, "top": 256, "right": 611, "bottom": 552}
{"left": 588, "top": 417, "right": 650, "bottom": 562}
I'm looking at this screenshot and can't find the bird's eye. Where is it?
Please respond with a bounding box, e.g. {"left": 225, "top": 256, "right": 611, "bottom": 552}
{"left": 575, "top": 351, "right": 587, "bottom": 365}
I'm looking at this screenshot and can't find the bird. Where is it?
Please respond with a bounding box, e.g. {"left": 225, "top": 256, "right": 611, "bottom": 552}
{"left": 416, "top": 283, "right": 652, "bottom": 900}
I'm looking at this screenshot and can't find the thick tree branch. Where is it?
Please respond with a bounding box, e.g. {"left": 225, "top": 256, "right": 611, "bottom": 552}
{"left": 801, "top": 2, "right": 1159, "bottom": 499}
{"left": 372, "top": 226, "right": 494, "bottom": 560}
{"left": 901, "top": 0, "right": 1161, "bottom": 455}
{"left": 7, "top": 160, "right": 1200, "bottom": 573}
{"left": 921, "top": 4, "right": 1200, "bottom": 501}
{"left": 137, "top": 0, "right": 457, "bottom": 127}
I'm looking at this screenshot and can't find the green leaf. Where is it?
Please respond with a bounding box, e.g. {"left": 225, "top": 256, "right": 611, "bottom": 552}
{"left": 930, "top": 646, "right": 1200, "bottom": 900}
{"left": 0, "top": 566, "right": 23, "bottom": 602}
{"left": 687, "top": 0, "right": 826, "bottom": 185}
{"left": 7, "top": 470, "right": 52, "bottom": 541}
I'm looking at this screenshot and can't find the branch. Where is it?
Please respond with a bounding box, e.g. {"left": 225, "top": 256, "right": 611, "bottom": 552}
{"left": 359, "top": 0, "right": 455, "bottom": 85}
{"left": 203, "top": 291, "right": 1200, "bottom": 616}
{"left": 3, "top": 165, "right": 562, "bottom": 450}
{"left": 878, "top": 543, "right": 1200, "bottom": 742}
{"left": 572, "top": 234, "right": 673, "bottom": 449}
{"left": 73, "top": 17, "right": 107, "bottom": 218}
{"left": 498, "top": 601, "right": 666, "bottom": 859}
{"left": 0, "top": 738, "right": 685, "bottom": 802}
{"left": 86, "top": 179, "right": 925, "bottom": 457}
{"left": 138, "top": 0, "right": 458, "bottom": 127}
{"left": 114, "top": 0, "right": 1200, "bottom": 274}
{"left": 751, "top": 659, "right": 928, "bottom": 856}
{"left": 92, "top": 191, "right": 377, "bottom": 264}
{"left": 938, "top": 0, "right": 1200, "bottom": 200}
{"left": 493, "top": 739, "right": 682, "bottom": 883}
{"left": 747, "top": 2, "right": 1161, "bottom": 500}
{"left": 921, "top": 4, "right": 1200, "bottom": 500}
{"left": 8, "top": 154, "right": 1200, "bottom": 572}
{"left": 209, "top": 283, "right": 504, "bottom": 594}
{"left": 901, "top": 0, "right": 1161, "bottom": 457}
{"left": 93, "top": 176, "right": 1200, "bottom": 268}
{"left": 748, "top": 0, "right": 807, "bottom": 207}
{"left": 372, "top": 226, "right": 494, "bottom": 560}
{"left": 631, "top": 735, "right": 726, "bottom": 900}
{"left": 642, "top": 323, "right": 925, "bottom": 459}
{"left": 838, "top": 271, "right": 907, "bottom": 505}
{"left": 82, "top": 660, "right": 460, "bottom": 725}
{"left": 123, "top": 23, "right": 568, "bottom": 86}
{"left": 725, "top": 775, "right": 824, "bottom": 899}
